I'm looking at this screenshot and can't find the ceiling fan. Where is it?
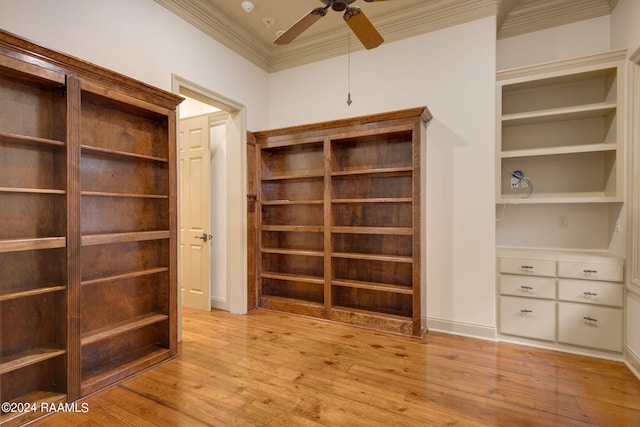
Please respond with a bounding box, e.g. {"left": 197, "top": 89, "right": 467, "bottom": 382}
{"left": 274, "top": 0, "right": 389, "bottom": 50}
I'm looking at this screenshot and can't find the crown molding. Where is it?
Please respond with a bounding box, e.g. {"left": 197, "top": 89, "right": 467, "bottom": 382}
{"left": 154, "top": 0, "right": 272, "bottom": 70}
{"left": 497, "top": 0, "right": 613, "bottom": 39}
{"left": 156, "top": 0, "right": 497, "bottom": 73}
{"left": 496, "top": 48, "right": 627, "bottom": 81}
{"left": 156, "top": 0, "right": 616, "bottom": 72}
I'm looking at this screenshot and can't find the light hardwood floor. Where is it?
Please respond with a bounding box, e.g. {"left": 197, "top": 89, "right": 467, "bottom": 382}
{"left": 35, "top": 307, "right": 640, "bottom": 426}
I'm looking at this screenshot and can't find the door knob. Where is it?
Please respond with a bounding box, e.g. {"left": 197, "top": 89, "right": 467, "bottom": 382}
{"left": 194, "top": 233, "right": 212, "bottom": 242}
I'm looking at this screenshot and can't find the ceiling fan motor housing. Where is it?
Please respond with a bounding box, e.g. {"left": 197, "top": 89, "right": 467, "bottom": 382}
{"left": 321, "top": 0, "right": 357, "bottom": 12}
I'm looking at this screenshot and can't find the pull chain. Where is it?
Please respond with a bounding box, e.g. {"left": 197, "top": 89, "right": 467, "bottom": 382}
{"left": 346, "top": 29, "right": 352, "bottom": 106}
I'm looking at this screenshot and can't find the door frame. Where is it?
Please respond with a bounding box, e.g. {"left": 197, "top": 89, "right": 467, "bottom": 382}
{"left": 172, "top": 75, "right": 249, "bottom": 338}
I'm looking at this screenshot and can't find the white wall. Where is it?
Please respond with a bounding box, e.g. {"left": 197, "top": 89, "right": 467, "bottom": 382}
{"left": 497, "top": 15, "right": 611, "bottom": 71}
{"left": 611, "top": 0, "right": 640, "bottom": 51}
{"left": 269, "top": 17, "right": 498, "bottom": 336}
{"left": 0, "top": 0, "right": 270, "bottom": 131}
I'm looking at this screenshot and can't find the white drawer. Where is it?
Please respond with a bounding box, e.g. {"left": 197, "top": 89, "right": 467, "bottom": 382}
{"left": 557, "top": 302, "right": 623, "bottom": 352}
{"left": 557, "top": 261, "right": 623, "bottom": 282}
{"left": 557, "top": 279, "right": 624, "bottom": 307}
{"left": 500, "top": 275, "right": 556, "bottom": 299}
{"left": 499, "top": 296, "right": 555, "bottom": 341}
{"left": 499, "top": 257, "right": 556, "bottom": 277}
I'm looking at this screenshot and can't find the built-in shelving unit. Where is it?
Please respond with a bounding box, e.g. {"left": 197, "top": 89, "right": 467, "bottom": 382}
{"left": 0, "top": 53, "right": 69, "bottom": 427}
{"left": 495, "top": 50, "right": 628, "bottom": 358}
{"left": 0, "top": 30, "right": 180, "bottom": 426}
{"left": 254, "top": 108, "right": 430, "bottom": 336}
{"left": 496, "top": 50, "right": 626, "bottom": 204}
{"left": 78, "top": 84, "right": 175, "bottom": 397}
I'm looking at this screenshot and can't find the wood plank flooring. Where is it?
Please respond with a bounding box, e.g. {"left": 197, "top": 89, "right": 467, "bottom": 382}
{"left": 35, "top": 308, "right": 640, "bottom": 426}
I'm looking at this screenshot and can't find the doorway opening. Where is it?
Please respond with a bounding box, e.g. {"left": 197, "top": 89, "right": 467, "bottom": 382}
{"left": 172, "top": 75, "right": 248, "bottom": 339}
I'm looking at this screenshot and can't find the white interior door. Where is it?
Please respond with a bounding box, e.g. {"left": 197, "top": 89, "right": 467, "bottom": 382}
{"left": 180, "top": 114, "right": 212, "bottom": 311}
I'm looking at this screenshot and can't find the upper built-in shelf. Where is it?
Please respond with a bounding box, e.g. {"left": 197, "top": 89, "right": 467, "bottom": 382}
{"left": 502, "top": 103, "right": 616, "bottom": 127}
{"left": 497, "top": 51, "right": 625, "bottom": 205}
{"left": 500, "top": 143, "right": 616, "bottom": 159}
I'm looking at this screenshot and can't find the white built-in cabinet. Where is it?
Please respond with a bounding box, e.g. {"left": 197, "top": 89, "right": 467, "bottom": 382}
{"left": 498, "top": 249, "right": 624, "bottom": 353}
{"left": 496, "top": 50, "right": 627, "bottom": 357}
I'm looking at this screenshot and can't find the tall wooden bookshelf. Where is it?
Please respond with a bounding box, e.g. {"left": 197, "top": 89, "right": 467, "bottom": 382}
{"left": 0, "top": 31, "right": 180, "bottom": 426}
{"left": 254, "top": 107, "right": 430, "bottom": 336}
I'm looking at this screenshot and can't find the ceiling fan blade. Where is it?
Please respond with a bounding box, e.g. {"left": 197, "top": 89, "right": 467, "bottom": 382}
{"left": 274, "top": 7, "right": 328, "bottom": 45}
{"left": 344, "top": 7, "right": 384, "bottom": 49}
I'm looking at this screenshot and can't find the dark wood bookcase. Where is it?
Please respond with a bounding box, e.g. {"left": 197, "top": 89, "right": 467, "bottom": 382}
{"left": 0, "top": 31, "right": 180, "bottom": 426}
{"left": 254, "top": 107, "right": 431, "bottom": 336}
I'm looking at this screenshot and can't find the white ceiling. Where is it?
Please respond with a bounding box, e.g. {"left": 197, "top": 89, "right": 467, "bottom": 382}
{"left": 154, "top": 0, "right": 618, "bottom": 72}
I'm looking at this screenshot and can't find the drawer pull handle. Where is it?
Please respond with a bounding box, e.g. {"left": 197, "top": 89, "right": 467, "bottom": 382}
{"left": 521, "top": 265, "right": 534, "bottom": 270}
{"left": 520, "top": 285, "right": 533, "bottom": 290}
{"left": 583, "top": 316, "right": 598, "bottom": 322}
{"left": 583, "top": 291, "right": 597, "bottom": 297}
{"left": 520, "top": 309, "right": 532, "bottom": 313}
{"left": 583, "top": 269, "right": 598, "bottom": 274}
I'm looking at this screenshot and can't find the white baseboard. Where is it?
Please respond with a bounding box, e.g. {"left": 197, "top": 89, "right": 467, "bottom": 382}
{"left": 425, "top": 317, "right": 497, "bottom": 340}
{"left": 210, "top": 297, "right": 229, "bottom": 311}
{"left": 625, "top": 345, "right": 640, "bottom": 381}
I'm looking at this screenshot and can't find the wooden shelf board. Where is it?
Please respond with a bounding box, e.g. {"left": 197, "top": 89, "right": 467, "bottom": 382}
{"left": 260, "top": 172, "right": 324, "bottom": 181}
{"left": 332, "top": 198, "right": 412, "bottom": 204}
{"left": 0, "top": 346, "right": 66, "bottom": 375}
{"left": 331, "top": 252, "right": 413, "bottom": 263}
{"left": 0, "top": 390, "right": 66, "bottom": 425}
{"left": 81, "top": 230, "right": 170, "bottom": 246}
{"left": 81, "top": 313, "right": 169, "bottom": 347}
{"left": 502, "top": 103, "right": 616, "bottom": 126}
{"left": 82, "top": 267, "right": 169, "bottom": 287}
{"left": 81, "top": 191, "right": 168, "bottom": 199}
{"left": 0, "top": 131, "right": 65, "bottom": 147}
{"left": 332, "top": 279, "right": 414, "bottom": 295}
{"left": 259, "top": 295, "right": 325, "bottom": 318}
{"left": 329, "top": 306, "right": 415, "bottom": 336}
{"left": 261, "top": 272, "right": 325, "bottom": 285}
{"left": 331, "top": 167, "right": 412, "bottom": 178}
{"left": 259, "top": 138, "right": 324, "bottom": 149}
{"left": 261, "top": 225, "right": 324, "bottom": 233}
{"left": 261, "top": 199, "right": 323, "bottom": 205}
{"left": 0, "top": 284, "right": 66, "bottom": 302}
{"left": 500, "top": 143, "right": 618, "bottom": 159}
{"left": 0, "top": 237, "right": 65, "bottom": 253}
{"left": 0, "top": 187, "right": 66, "bottom": 195}
{"left": 261, "top": 248, "right": 324, "bottom": 257}
{"left": 498, "top": 193, "right": 621, "bottom": 204}
{"left": 330, "top": 226, "right": 413, "bottom": 235}
{"left": 81, "top": 347, "right": 172, "bottom": 397}
{"left": 81, "top": 144, "right": 168, "bottom": 163}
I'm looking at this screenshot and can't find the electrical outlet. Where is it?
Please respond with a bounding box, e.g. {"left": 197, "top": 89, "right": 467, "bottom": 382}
{"left": 558, "top": 216, "right": 568, "bottom": 228}
{"left": 511, "top": 176, "right": 520, "bottom": 188}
